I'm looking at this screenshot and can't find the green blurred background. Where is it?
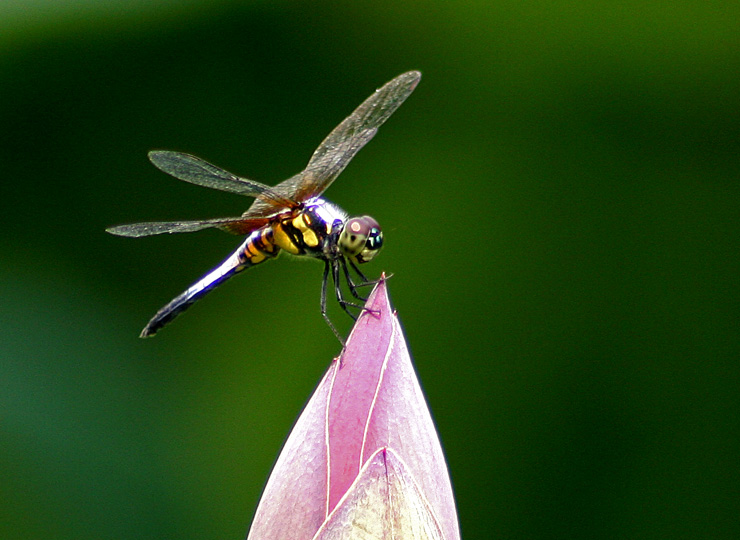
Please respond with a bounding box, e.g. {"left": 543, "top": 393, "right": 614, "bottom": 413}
{"left": 2, "top": 1, "right": 738, "bottom": 539}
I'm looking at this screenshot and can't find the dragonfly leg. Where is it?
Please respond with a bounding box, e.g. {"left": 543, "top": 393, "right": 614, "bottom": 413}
{"left": 349, "top": 259, "right": 370, "bottom": 284}
{"left": 332, "top": 261, "right": 364, "bottom": 316}
{"left": 340, "top": 257, "right": 367, "bottom": 301}
{"left": 350, "top": 259, "right": 391, "bottom": 287}
{"left": 347, "top": 258, "right": 388, "bottom": 294}
{"left": 322, "top": 260, "right": 345, "bottom": 345}
{"left": 332, "top": 260, "right": 378, "bottom": 320}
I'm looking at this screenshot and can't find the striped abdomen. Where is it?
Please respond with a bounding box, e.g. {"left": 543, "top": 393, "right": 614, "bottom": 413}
{"left": 140, "top": 227, "right": 278, "bottom": 337}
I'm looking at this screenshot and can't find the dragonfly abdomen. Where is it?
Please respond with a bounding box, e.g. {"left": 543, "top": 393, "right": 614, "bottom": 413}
{"left": 140, "top": 227, "right": 278, "bottom": 337}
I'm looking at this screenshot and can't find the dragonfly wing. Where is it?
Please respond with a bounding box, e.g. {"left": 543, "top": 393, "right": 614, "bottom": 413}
{"left": 148, "top": 150, "right": 297, "bottom": 208}
{"left": 106, "top": 216, "right": 269, "bottom": 237}
{"left": 296, "top": 70, "right": 421, "bottom": 199}
{"left": 245, "top": 71, "right": 421, "bottom": 217}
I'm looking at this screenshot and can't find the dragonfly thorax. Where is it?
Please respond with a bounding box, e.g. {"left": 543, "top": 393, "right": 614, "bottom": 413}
{"left": 274, "top": 199, "right": 383, "bottom": 264}
{"left": 271, "top": 198, "right": 346, "bottom": 258}
{"left": 307, "top": 198, "right": 349, "bottom": 231}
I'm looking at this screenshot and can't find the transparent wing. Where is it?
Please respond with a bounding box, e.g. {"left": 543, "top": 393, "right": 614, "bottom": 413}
{"left": 299, "top": 71, "right": 421, "bottom": 197}
{"left": 106, "top": 216, "right": 269, "bottom": 238}
{"left": 149, "top": 150, "right": 297, "bottom": 209}
{"left": 246, "top": 71, "right": 421, "bottom": 216}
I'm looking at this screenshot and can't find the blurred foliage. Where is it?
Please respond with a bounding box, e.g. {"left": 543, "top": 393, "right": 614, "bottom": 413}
{"left": 1, "top": 1, "right": 739, "bottom": 539}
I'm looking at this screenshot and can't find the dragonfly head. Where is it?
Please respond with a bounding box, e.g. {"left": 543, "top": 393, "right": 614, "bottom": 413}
{"left": 339, "top": 216, "right": 383, "bottom": 263}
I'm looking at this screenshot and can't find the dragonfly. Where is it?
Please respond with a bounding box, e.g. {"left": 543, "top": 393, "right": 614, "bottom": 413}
{"left": 107, "top": 71, "right": 421, "bottom": 341}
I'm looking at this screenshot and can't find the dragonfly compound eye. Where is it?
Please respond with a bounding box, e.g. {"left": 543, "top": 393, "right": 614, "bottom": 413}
{"left": 339, "top": 216, "right": 383, "bottom": 263}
